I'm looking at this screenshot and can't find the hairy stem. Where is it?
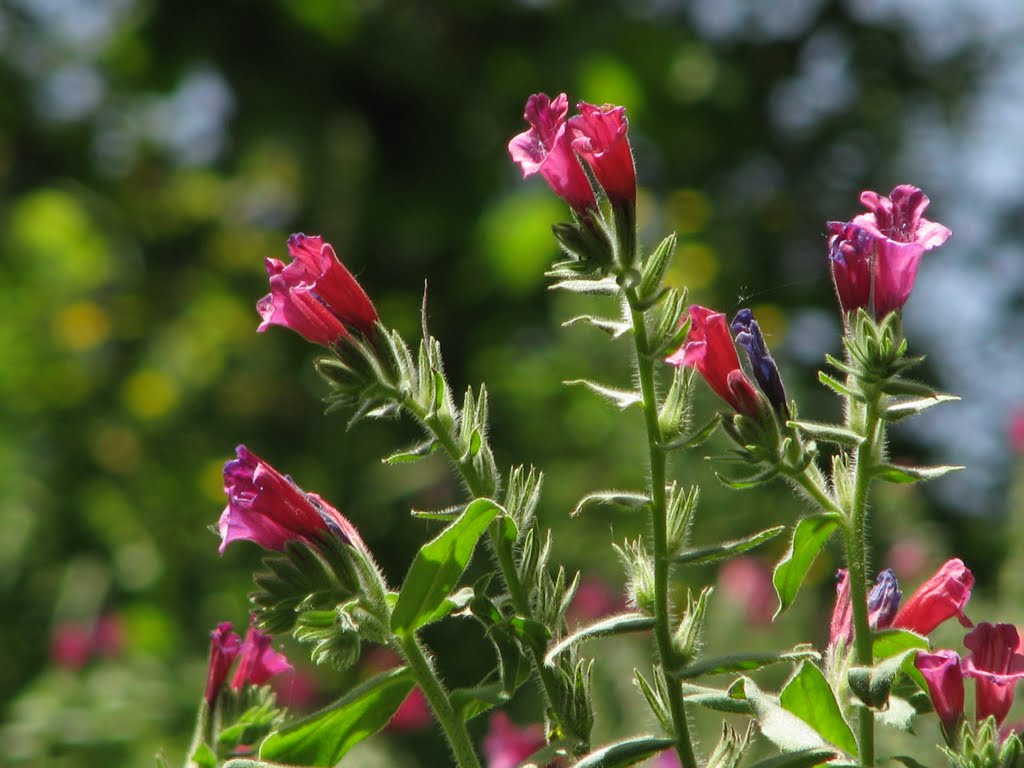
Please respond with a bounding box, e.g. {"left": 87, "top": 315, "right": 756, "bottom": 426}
{"left": 625, "top": 287, "right": 699, "bottom": 768}
{"left": 398, "top": 632, "right": 482, "bottom": 768}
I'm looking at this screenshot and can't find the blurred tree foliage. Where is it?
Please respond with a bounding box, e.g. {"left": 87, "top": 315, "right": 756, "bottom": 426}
{"left": 0, "top": 1, "right": 1017, "bottom": 765}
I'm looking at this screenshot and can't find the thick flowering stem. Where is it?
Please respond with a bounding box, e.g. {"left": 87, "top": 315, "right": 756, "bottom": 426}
{"left": 397, "top": 633, "right": 482, "bottom": 768}
{"left": 625, "top": 287, "right": 699, "bottom": 768}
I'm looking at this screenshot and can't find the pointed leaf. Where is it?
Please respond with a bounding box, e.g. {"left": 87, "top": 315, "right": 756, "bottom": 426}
{"left": 773, "top": 514, "right": 842, "bottom": 618}
{"left": 788, "top": 420, "right": 864, "bottom": 447}
{"left": 881, "top": 395, "right": 959, "bottom": 422}
{"left": 410, "top": 504, "right": 465, "bottom": 521}
{"left": 743, "top": 678, "right": 834, "bottom": 753}
{"left": 673, "top": 648, "right": 819, "bottom": 679}
{"left": 564, "top": 379, "right": 643, "bottom": 410}
{"left": 259, "top": 667, "right": 414, "bottom": 765}
{"left": 871, "top": 464, "right": 963, "bottom": 484}
{"left": 872, "top": 629, "right": 929, "bottom": 660}
{"left": 383, "top": 439, "right": 436, "bottom": 464}
{"left": 562, "top": 315, "right": 632, "bottom": 338}
{"left": 714, "top": 466, "right": 779, "bottom": 489}
{"left": 549, "top": 276, "right": 620, "bottom": 294}
{"left": 572, "top": 736, "right": 678, "bottom": 768}
{"left": 544, "top": 613, "right": 655, "bottom": 666}
{"left": 780, "top": 662, "right": 858, "bottom": 756}
{"left": 848, "top": 649, "right": 918, "bottom": 709}
{"left": 391, "top": 499, "right": 501, "bottom": 636}
{"left": 742, "top": 749, "right": 839, "bottom": 768}
{"left": 662, "top": 412, "right": 722, "bottom": 451}
{"left": 818, "top": 371, "right": 858, "bottom": 399}
{"left": 881, "top": 379, "right": 939, "bottom": 397}
{"left": 674, "top": 525, "right": 785, "bottom": 566}
{"left": 639, "top": 232, "right": 677, "bottom": 301}
{"left": 682, "top": 683, "right": 753, "bottom": 715}
{"left": 572, "top": 491, "right": 650, "bottom": 517}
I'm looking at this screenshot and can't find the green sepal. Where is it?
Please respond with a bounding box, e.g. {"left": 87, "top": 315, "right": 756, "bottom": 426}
{"left": 390, "top": 498, "right": 501, "bottom": 636}
{"left": 742, "top": 749, "right": 840, "bottom": 768}
{"left": 562, "top": 314, "right": 632, "bottom": 339}
{"left": 572, "top": 490, "right": 650, "bottom": 517}
{"left": 871, "top": 463, "right": 964, "bottom": 484}
{"left": 681, "top": 681, "right": 753, "bottom": 715}
{"left": 189, "top": 743, "right": 217, "bottom": 768}
{"left": 672, "top": 586, "right": 713, "bottom": 664}
{"left": 772, "top": 513, "right": 842, "bottom": 618}
{"left": 638, "top": 232, "right": 677, "bottom": 304}
{"left": 671, "top": 646, "right": 819, "bottom": 679}
{"left": 292, "top": 608, "right": 361, "bottom": 670}
{"left": 651, "top": 290, "right": 690, "bottom": 357}
{"left": 706, "top": 722, "right": 754, "bottom": 768}
{"left": 818, "top": 371, "right": 860, "bottom": 400}
{"left": 780, "top": 661, "right": 858, "bottom": 756}
{"left": 410, "top": 503, "right": 465, "bottom": 520}
{"left": 564, "top": 379, "right": 643, "bottom": 410}
{"left": 634, "top": 667, "right": 673, "bottom": 733}
{"left": 217, "top": 693, "right": 288, "bottom": 755}
{"left": 787, "top": 420, "right": 864, "bottom": 447}
{"left": 258, "top": 667, "right": 414, "bottom": 765}
{"left": 661, "top": 411, "right": 721, "bottom": 451}
{"left": 674, "top": 525, "right": 784, "bottom": 566}
{"left": 848, "top": 648, "right": 920, "bottom": 710}
{"left": 714, "top": 465, "right": 779, "bottom": 489}
{"left": 544, "top": 613, "right": 654, "bottom": 666}
{"left": 881, "top": 395, "right": 960, "bottom": 422}
{"left": 548, "top": 276, "right": 620, "bottom": 295}
{"left": 571, "top": 736, "right": 678, "bottom": 768}
{"left": 658, "top": 365, "right": 696, "bottom": 443}
{"left": 503, "top": 464, "right": 543, "bottom": 537}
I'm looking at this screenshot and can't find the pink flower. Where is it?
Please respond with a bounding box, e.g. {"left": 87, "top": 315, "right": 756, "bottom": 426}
{"left": 204, "top": 622, "right": 242, "bottom": 706}
{"left": 718, "top": 556, "right": 775, "bottom": 627}
{"left": 916, "top": 650, "right": 965, "bottom": 739}
{"left": 50, "top": 622, "right": 94, "bottom": 671}
{"left": 218, "top": 445, "right": 364, "bottom": 555}
{"left": 829, "top": 569, "right": 853, "bottom": 647}
{"left": 388, "top": 686, "right": 432, "bottom": 732}
{"left": 963, "top": 623, "right": 1024, "bottom": 725}
{"left": 257, "top": 233, "right": 378, "bottom": 347}
{"left": 1009, "top": 407, "right": 1024, "bottom": 455}
{"left": 509, "top": 93, "right": 597, "bottom": 214}
{"left": 566, "top": 578, "right": 626, "bottom": 626}
{"left": 482, "top": 712, "right": 546, "bottom": 768}
{"left": 665, "top": 306, "right": 760, "bottom": 417}
{"left": 892, "top": 558, "right": 974, "bottom": 635}
{"left": 568, "top": 102, "right": 636, "bottom": 206}
{"left": 827, "top": 185, "right": 950, "bottom": 318}
{"left": 230, "top": 626, "right": 293, "bottom": 690}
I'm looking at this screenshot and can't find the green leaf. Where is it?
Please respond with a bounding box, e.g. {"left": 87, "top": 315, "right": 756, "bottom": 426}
{"left": 673, "top": 648, "right": 819, "bottom": 679}
{"left": 549, "top": 276, "right": 619, "bottom": 294}
{"left": 572, "top": 736, "right": 678, "bottom": 768}
{"left": 382, "top": 439, "right": 436, "bottom": 464}
{"left": 413, "top": 586, "right": 475, "bottom": 629}
{"left": 890, "top": 756, "right": 931, "bottom": 768}
{"left": 572, "top": 490, "right": 650, "bottom": 517}
{"left": 871, "top": 464, "right": 964, "bottom": 484}
{"left": 391, "top": 499, "right": 501, "bottom": 636}
{"left": 544, "top": 613, "right": 655, "bottom": 666}
{"left": 848, "top": 649, "right": 919, "bottom": 709}
{"left": 562, "top": 314, "right": 632, "bottom": 339}
{"left": 674, "top": 525, "right": 784, "bottom": 566}
{"left": 714, "top": 466, "right": 780, "bottom": 489}
{"left": 876, "top": 695, "right": 917, "bottom": 731}
{"left": 662, "top": 412, "right": 722, "bottom": 451}
{"left": 780, "top": 662, "right": 858, "bottom": 756}
{"left": 880, "top": 379, "right": 939, "bottom": 397}
{"left": 773, "top": 514, "right": 842, "bottom": 618}
{"left": 224, "top": 761, "right": 286, "bottom": 768}
{"left": 189, "top": 743, "right": 217, "bottom": 768}
{"left": 682, "top": 683, "right": 753, "bottom": 715}
{"left": 564, "top": 379, "right": 643, "bottom": 410}
{"left": 743, "top": 678, "right": 834, "bottom": 753}
{"left": 742, "top": 748, "right": 840, "bottom": 768}
{"left": 818, "top": 371, "right": 858, "bottom": 399}
{"left": 872, "top": 628, "right": 929, "bottom": 660}
{"left": 410, "top": 504, "right": 465, "bottom": 521}
{"left": 881, "top": 395, "right": 959, "bottom": 422}
{"left": 259, "top": 667, "right": 415, "bottom": 765}
{"left": 787, "top": 420, "right": 864, "bottom": 447}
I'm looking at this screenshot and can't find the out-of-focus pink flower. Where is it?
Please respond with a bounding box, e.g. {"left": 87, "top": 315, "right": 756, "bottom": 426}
{"left": 257, "top": 233, "right": 378, "bottom": 347}
{"left": 218, "top": 445, "right": 364, "bottom": 555}
{"left": 482, "top": 712, "right": 546, "bottom": 768}
{"left": 963, "top": 623, "right": 1024, "bottom": 725}
{"left": 916, "top": 650, "right": 965, "bottom": 739}
{"left": 892, "top": 558, "right": 974, "bottom": 635}
{"left": 887, "top": 537, "right": 928, "bottom": 581}
{"left": 509, "top": 93, "right": 597, "bottom": 214}
{"left": 204, "top": 622, "right": 243, "bottom": 706}
{"left": 50, "top": 621, "right": 94, "bottom": 670}
{"left": 1009, "top": 408, "right": 1024, "bottom": 455}
{"left": 230, "top": 626, "right": 293, "bottom": 690}
{"left": 568, "top": 102, "right": 636, "bottom": 206}
{"left": 718, "top": 556, "right": 775, "bottom": 627}
{"left": 566, "top": 578, "right": 626, "bottom": 626}
{"left": 388, "top": 686, "right": 432, "bottom": 732}
{"left": 272, "top": 666, "right": 320, "bottom": 709}
{"left": 665, "top": 306, "right": 760, "bottom": 418}
{"left": 91, "top": 614, "right": 124, "bottom": 659}
{"left": 826, "top": 185, "right": 950, "bottom": 318}
{"left": 654, "top": 749, "right": 682, "bottom": 767}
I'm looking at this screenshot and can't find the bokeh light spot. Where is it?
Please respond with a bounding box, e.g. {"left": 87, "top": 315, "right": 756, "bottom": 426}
{"left": 749, "top": 303, "right": 786, "bottom": 346}
{"left": 199, "top": 457, "right": 226, "bottom": 505}
{"left": 52, "top": 301, "right": 112, "bottom": 351}
{"left": 668, "top": 44, "right": 718, "bottom": 103}
{"left": 578, "top": 56, "right": 644, "bottom": 118}
{"left": 122, "top": 369, "right": 181, "bottom": 420}
{"left": 477, "top": 192, "right": 564, "bottom": 295}
{"left": 88, "top": 423, "right": 142, "bottom": 475}
{"left": 667, "top": 189, "right": 712, "bottom": 234}
{"left": 669, "top": 242, "right": 719, "bottom": 291}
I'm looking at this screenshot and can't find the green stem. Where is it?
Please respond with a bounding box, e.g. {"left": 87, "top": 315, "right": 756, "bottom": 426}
{"left": 790, "top": 468, "right": 845, "bottom": 519}
{"left": 401, "top": 395, "right": 572, "bottom": 741}
{"left": 398, "top": 633, "right": 482, "bottom": 768}
{"left": 625, "top": 288, "right": 698, "bottom": 768}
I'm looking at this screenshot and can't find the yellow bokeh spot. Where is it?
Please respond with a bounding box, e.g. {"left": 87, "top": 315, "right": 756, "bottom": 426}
{"left": 122, "top": 369, "right": 181, "bottom": 420}
{"left": 89, "top": 423, "right": 142, "bottom": 475}
{"left": 199, "top": 457, "right": 227, "bottom": 505}
{"left": 750, "top": 303, "right": 786, "bottom": 346}
{"left": 667, "top": 189, "right": 712, "bottom": 235}
{"left": 669, "top": 242, "right": 719, "bottom": 291}
{"left": 668, "top": 44, "right": 718, "bottom": 103}
{"left": 578, "top": 57, "right": 645, "bottom": 118}
{"left": 52, "top": 301, "right": 112, "bottom": 351}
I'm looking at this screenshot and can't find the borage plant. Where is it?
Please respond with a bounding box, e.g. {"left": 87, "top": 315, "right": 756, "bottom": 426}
{"left": 181, "top": 93, "right": 1023, "bottom": 768}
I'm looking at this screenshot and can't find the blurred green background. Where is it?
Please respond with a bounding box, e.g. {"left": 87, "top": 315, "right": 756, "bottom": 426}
{"left": 3, "top": 0, "right": 1024, "bottom": 765}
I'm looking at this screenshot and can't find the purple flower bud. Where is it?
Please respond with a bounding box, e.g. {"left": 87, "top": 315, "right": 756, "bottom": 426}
{"left": 204, "top": 622, "right": 242, "bottom": 706}
{"left": 730, "top": 308, "right": 788, "bottom": 418}
{"left": 867, "top": 568, "right": 902, "bottom": 630}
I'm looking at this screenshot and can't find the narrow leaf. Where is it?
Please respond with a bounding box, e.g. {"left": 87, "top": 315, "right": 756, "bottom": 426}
{"left": 562, "top": 314, "right": 632, "bottom": 338}
{"left": 872, "top": 628, "right": 929, "bottom": 660}
{"left": 744, "top": 677, "right": 833, "bottom": 753}
{"left": 572, "top": 736, "right": 678, "bottom": 768}
{"left": 410, "top": 504, "right": 465, "bottom": 521}
{"left": 549, "top": 276, "right": 620, "bottom": 294}
{"left": 787, "top": 420, "right": 864, "bottom": 447}
{"left": 714, "top": 466, "right": 779, "bottom": 489}
{"left": 544, "top": 613, "right": 655, "bottom": 666}
{"left": 742, "top": 749, "right": 839, "bottom": 768}
{"left": 662, "top": 412, "right": 722, "bottom": 451}
{"left": 572, "top": 491, "right": 650, "bottom": 517}
{"left": 259, "top": 667, "right": 414, "bottom": 765}
{"left": 881, "top": 379, "right": 939, "bottom": 397}
{"left": 673, "top": 648, "right": 819, "bottom": 679}
{"left": 564, "top": 379, "right": 643, "bottom": 410}
{"left": 391, "top": 499, "right": 501, "bottom": 635}
{"left": 871, "top": 464, "right": 963, "bottom": 484}
{"left": 682, "top": 682, "right": 753, "bottom": 714}
{"left": 383, "top": 439, "right": 436, "bottom": 464}
{"left": 881, "top": 395, "right": 959, "bottom": 422}
{"left": 773, "top": 514, "right": 842, "bottom": 618}
{"left": 674, "top": 525, "right": 785, "bottom": 566}
{"left": 780, "top": 662, "right": 858, "bottom": 756}
{"left": 818, "top": 371, "right": 857, "bottom": 398}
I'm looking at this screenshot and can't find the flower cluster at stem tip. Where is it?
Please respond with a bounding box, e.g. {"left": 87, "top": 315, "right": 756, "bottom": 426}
{"left": 204, "top": 621, "right": 293, "bottom": 707}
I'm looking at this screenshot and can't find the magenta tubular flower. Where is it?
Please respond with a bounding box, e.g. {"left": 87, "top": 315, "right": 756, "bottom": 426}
{"left": 826, "top": 221, "right": 874, "bottom": 314}
{"left": 665, "top": 305, "right": 761, "bottom": 417}
{"left": 204, "top": 622, "right": 242, "bottom": 706}
{"left": 892, "top": 558, "right": 974, "bottom": 635}
{"left": 829, "top": 569, "right": 853, "bottom": 647}
{"left": 508, "top": 93, "right": 597, "bottom": 214}
{"left": 218, "top": 445, "right": 364, "bottom": 554}
{"left": 568, "top": 101, "right": 636, "bottom": 206}
{"left": 916, "top": 650, "right": 965, "bottom": 739}
{"left": 963, "top": 623, "right": 1024, "bottom": 724}
{"left": 257, "top": 233, "right": 378, "bottom": 347}
{"left": 230, "top": 626, "right": 293, "bottom": 690}
{"left": 482, "top": 712, "right": 546, "bottom": 768}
